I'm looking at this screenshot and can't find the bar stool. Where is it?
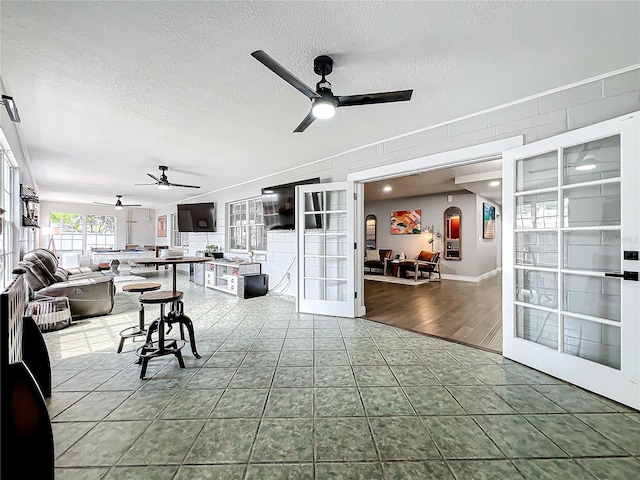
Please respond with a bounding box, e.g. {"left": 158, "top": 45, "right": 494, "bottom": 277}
{"left": 136, "top": 290, "right": 186, "bottom": 379}
{"left": 117, "top": 282, "right": 161, "bottom": 353}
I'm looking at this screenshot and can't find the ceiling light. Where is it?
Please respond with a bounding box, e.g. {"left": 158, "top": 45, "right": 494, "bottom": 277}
{"left": 158, "top": 184, "right": 170, "bottom": 190}
{"left": 489, "top": 180, "right": 500, "bottom": 187}
{"left": 383, "top": 186, "right": 392, "bottom": 192}
{"left": 311, "top": 98, "right": 336, "bottom": 119}
{"left": 1, "top": 95, "right": 20, "bottom": 123}
{"left": 115, "top": 205, "right": 123, "bottom": 210}
{"left": 575, "top": 154, "right": 597, "bottom": 171}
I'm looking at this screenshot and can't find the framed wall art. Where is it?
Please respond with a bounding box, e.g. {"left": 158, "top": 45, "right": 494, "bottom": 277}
{"left": 157, "top": 215, "right": 167, "bottom": 238}
{"left": 483, "top": 203, "right": 495, "bottom": 239}
{"left": 390, "top": 209, "right": 421, "bottom": 235}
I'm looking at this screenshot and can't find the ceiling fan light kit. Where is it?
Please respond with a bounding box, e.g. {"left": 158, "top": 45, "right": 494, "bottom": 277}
{"left": 575, "top": 154, "right": 597, "bottom": 171}
{"left": 251, "top": 50, "right": 413, "bottom": 132}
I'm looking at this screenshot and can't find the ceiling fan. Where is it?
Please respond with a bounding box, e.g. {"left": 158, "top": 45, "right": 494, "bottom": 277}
{"left": 93, "top": 195, "right": 142, "bottom": 210}
{"left": 136, "top": 166, "right": 201, "bottom": 189}
{"left": 251, "top": 50, "right": 413, "bottom": 132}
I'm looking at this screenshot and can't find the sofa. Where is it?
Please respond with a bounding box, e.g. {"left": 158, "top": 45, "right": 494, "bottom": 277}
{"left": 14, "top": 249, "right": 116, "bottom": 319}
{"left": 364, "top": 249, "right": 392, "bottom": 274}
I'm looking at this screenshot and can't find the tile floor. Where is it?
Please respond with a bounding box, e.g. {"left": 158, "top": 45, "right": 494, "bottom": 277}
{"left": 44, "top": 270, "right": 640, "bottom": 479}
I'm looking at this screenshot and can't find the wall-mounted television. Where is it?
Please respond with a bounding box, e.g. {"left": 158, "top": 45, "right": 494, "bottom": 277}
{"left": 177, "top": 202, "right": 216, "bottom": 232}
{"left": 261, "top": 177, "right": 321, "bottom": 230}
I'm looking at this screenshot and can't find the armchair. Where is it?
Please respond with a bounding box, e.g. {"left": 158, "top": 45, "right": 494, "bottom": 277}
{"left": 364, "top": 249, "right": 392, "bottom": 274}
{"left": 413, "top": 251, "right": 441, "bottom": 281}
{"left": 14, "top": 249, "right": 115, "bottom": 319}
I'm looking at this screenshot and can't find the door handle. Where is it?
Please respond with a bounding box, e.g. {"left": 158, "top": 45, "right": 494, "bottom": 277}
{"left": 604, "top": 271, "right": 639, "bottom": 281}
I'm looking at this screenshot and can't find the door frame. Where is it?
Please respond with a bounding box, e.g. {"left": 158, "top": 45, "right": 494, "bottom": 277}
{"left": 347, "top": 136, "right": 524, "bottom": 316}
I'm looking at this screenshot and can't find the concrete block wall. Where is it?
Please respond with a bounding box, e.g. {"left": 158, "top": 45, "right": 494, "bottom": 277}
{"left": 152, "top": 68, "right": 640, "bottom": 298}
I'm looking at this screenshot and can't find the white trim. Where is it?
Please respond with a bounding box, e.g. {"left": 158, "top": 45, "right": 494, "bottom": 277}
{"left": 347, "top": 137, "right": 523, "bottom": 183}
{"left": 441, "top": 268, "right": 500, "bottom": 283}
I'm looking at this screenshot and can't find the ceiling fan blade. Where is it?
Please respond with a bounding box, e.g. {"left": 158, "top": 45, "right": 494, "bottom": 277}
{"left": 251, "top": 50, "right": 320, "bottom": 100}
{"left": 135, "top": 183, "right": 158, "bottom": 186}
{"left": 337, "top": 89, "right": 413, "bottom": 107}
{"left": 168, "top": 183, "right": 201, "bottom": 189}
{"left": 147, "top": 173, "right": 161, "bottom": 182}
{"left": 92, "top": 202, "right": 113, "bottom": 206}
{"left": 122, "top": 204, "right": 143, "bottom": 207}
{"left": 293, "top": 110, "right": 317, "bottom": 133}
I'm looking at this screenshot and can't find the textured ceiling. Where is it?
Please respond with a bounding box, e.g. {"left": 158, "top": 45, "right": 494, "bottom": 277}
{"left": 1, "top": 1, "right": 638, "bottom": 208}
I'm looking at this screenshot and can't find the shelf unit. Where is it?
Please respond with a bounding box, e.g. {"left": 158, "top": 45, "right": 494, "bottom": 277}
{"left": 204, "top": 260, "right": 261, "bottom": 296}
{"left": 20, "top": 184, "right": 40, "bottom": 228}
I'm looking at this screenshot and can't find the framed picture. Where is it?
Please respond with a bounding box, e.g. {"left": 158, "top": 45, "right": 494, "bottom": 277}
{"left": 157, "top": 215, "right": 167, "bottom": 238}
{"left": 483, "top": 203, "right": 495, "bottom": 239}
{"left": 391, "top": 209, "right": 421, "bottom": 235}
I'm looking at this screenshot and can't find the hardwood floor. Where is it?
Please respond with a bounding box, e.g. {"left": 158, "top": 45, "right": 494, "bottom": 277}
{"left": 363, "top": 273, "right": 503, "bottom": 352}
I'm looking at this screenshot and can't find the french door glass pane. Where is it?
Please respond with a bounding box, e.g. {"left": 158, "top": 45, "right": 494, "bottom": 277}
{"left": 515, "top": 269, "right": 557, "bottom": 308}
{"left": 516, "top": 306, "right": 558, "bottom": 349}
{"left": 304, "top": 257, "right": 324, "bottom": 278}
{"left": 563, "top": 315, "right": 620, "bottom": 369}
{"left": 326, "top": 257, "right": 347, "bottom": 280}
{"left": 563, "top": 274, "right": 621, "bottom": 322}
{"left": 326, "top": 280, "right": 347, "bottom": 302}
{"left": 326, "top": 190, "right": 346, "bottom": 211}
{"left": 326, "top": 213, "right": 346, "bottom": 233}
{"left": 563, "top": 231, "right": 620, "bottom": 272}
{"left": 305, "top": 279, "right": 324, "bottom": 300}
{"left": 304, "top": 192, "right": 323, "bottom": 212}
{"left": 304, "top": 235, "right": 324, "bottom": 255}
{"left": 516, "top": 192, "right": 558, "bottom": 229}
{"left": 563, "top": 183, "right": 620, "bottom": 227}
{"left": 326, "top": 236, "right": 346, "bottom": 256}
{"left": 563, "top": 135, "right": 620, "bottom": 186}
{"left": 515, "top": 232, "right": 558, "bottom": 267}
{"left": 516, "top": 151, "right": 558, "bottom": 192}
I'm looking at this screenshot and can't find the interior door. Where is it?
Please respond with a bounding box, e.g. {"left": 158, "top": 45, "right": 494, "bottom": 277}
{"left": 297, "top": 181, "right": 355, "bottom": 317}
{"left": 502, "top": 112, "right": 640, "bottom": 408}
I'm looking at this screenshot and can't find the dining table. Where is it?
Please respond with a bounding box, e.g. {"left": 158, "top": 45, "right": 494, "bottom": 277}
{"left": 130, "top": 256, "right": 210, "bottom": 359}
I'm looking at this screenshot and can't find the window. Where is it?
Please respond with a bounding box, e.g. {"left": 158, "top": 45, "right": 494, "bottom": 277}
{"left": 227, "top": 197, "right": 266, "bottom": 252}
{"left": 0, "top": 150, "right": 15, "bottom": 288}
{"left": 49, "top": 213, "right": 116, "bottom": 254}
{"left": 171, "top": 213, "right": 188, "bottom": 248}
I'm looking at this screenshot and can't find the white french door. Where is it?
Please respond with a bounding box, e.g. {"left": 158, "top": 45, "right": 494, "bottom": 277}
{"left": 503, "top": 112, "right": 640, "bottom": 408}
{"left": 297, "top": 181, "right": 355, "bottom": 317}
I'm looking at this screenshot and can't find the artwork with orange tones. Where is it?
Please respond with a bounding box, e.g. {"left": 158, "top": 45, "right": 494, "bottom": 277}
{"left": 390, "top": 210, "right": 421, "bottom": 234}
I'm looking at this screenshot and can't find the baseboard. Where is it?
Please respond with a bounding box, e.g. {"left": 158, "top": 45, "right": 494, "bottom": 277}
{"left": 441, "top": 268, "right": 499, "bottom": 283}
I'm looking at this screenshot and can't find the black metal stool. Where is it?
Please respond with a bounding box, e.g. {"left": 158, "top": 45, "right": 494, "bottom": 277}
{"left": 136, "top": 290, "right": 186, "bottom": 379}
{"left": 117, "top": 282, "right": 161, "bottom": 354}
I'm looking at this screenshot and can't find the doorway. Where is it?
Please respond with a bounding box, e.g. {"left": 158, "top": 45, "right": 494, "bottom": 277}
{"left": 360, "top": 159, "right": 504, "bottom": 352}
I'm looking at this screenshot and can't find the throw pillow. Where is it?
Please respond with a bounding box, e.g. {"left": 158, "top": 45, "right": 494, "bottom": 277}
{"left": 365, "top": 249, "right": 380, "bottom": 261}
{"left": 417, "top": 250, "right": 436, "bottom": 262}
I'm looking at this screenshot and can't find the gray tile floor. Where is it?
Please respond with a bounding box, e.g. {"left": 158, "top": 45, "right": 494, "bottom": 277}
{"left": 45, "top": 270, "right": 640, "bottom": 479}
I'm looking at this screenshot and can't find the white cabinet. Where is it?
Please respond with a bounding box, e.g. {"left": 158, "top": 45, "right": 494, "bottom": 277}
{"left": 204, "top": 261, "right": 262, "bottom": 296}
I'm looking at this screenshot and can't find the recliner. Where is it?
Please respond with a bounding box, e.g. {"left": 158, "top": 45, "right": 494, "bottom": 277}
{"left": 14, "top": 248, "right": 116, "bottom": 318}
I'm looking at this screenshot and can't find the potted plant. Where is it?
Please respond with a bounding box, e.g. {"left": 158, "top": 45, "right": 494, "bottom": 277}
{"left": 204, "top": 245, "right": 222, "bottom": 258}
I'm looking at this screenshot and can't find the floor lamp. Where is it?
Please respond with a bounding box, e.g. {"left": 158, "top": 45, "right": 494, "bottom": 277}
{"left": 42, "top": 226, "right": 62, "bottom": 256}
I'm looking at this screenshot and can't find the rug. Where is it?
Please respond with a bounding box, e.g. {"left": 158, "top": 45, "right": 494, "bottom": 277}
{"left": 364, "top": 274, "right": 431, "bottom": 285}
{"left": 112, "top": 275, "right": 147, "bottom": 283}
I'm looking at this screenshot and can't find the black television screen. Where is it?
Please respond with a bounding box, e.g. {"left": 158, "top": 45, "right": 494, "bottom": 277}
{"left": 261, "top": 178, "right": 321, "bottom": 230}
{"left": 177, "top": 202, "right": 216, "bottom": 232}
